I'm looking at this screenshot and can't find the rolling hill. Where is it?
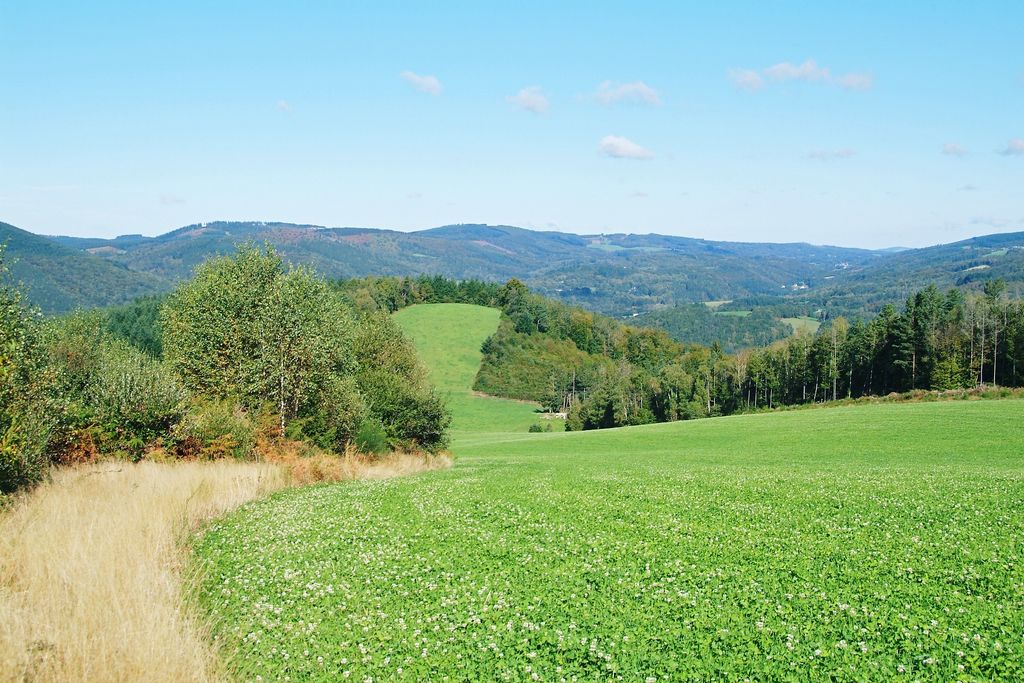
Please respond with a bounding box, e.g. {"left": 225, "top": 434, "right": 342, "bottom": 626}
{"left": 0, "top": 222, "right": 167, "bottom": 313}
{"left": 5, "top": 219, "right": 1024, "bottom": 318}
{"left": 393, "top": 303, "right": 555, "bottom": 441}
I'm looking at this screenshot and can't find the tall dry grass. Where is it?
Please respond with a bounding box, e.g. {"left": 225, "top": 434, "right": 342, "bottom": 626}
{"left": 0, "top": 461, "right": 286, "bottom": 682}
{"left": 0, "top": 450, "right": 451, "bottom": 682}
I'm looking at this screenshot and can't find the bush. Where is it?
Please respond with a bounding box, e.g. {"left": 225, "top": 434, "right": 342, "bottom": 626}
{"left": 355, "top": 417, "right": 390, "bottom": 455}
{"left": 88, "top": 343, "right": 186, "bottom": 458}
{"left": 173, "top": 400, "right": 258, "bottom": 460}
{"left": 359, "top": 369, "right": 450, "bottom": 452}
{"left": 288, "top": 376, "right": 365, "bottom": 452}
{"left": 0, "top": 411, "right": 52, "bottom": 494}
{"left": 0, "top": 248, "right": 56, "bottom": 492}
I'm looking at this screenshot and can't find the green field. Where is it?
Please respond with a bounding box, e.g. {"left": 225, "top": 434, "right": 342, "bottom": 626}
{"left": 196, "top": 305, "right": 1024, "bottom": 681}
{"left": 783, "top": 315, "right": 822, "bottom": 334}
{"left": 393, "top": 304, "right": 559, "bottom": 443}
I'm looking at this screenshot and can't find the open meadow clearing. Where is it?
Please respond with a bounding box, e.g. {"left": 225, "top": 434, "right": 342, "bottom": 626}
{"left": 394, "top": 304, "right": 561, "bottom": 442}
{"left": 194, "top": 305, "right": 1024, "bottom": 681}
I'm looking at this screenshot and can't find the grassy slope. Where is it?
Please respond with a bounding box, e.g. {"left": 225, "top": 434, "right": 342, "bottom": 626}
{"left": 394, "top": 303, "right": 557, "bottom": 443}
{"left": 782, "top": 315, "right": 822, "bottom": 334}
{"left": 195, "top": 306, "right": 1024, "bottom": 681}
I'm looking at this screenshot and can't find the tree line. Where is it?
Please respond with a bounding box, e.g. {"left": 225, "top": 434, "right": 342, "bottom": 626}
{"left": 331, "top": 273, "right": 1024, "bottom": 430}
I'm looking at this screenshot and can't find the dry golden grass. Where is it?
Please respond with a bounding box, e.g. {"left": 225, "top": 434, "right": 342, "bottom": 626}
{"left": 266, "top": 445, "right": 453, "bottom": 486}
{"left": 0, "top": 452, "right": 450, "bottom": 682}
{"left": 0, "top": 461, "right": 286, "bottom": 682}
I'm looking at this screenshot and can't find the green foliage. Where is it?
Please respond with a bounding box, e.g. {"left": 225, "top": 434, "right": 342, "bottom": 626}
{"left": 0, "top": 248, "right": 53, "bottom": 492}
{"left": 162, "top": 246, "right": 450, "bottom": 454}
{"left": 162, "top": 244, "right": 358, "bottom": 429}
{"left": 39, "top": 312, "right": 185, "bottom": 459}
{"left": 474, "top": 319, "right": 609, "bottom": 410}
{"left": 635, "top": 304, "right": 793, "bottom": 352}
{"left": 352, "top": 312, "right": 451, "bottom": 452}
{"left": 285, "top": 375, "right": 365, "bottom": 452}
{"left": 103, "top": 294, "right": 165, "bottom": 356}
{"left": 86, "top": 342, "right": 185, "bottom": 457}
{"left": 0, "top": 411, "right": 51, "bottom": 495}
{"left": 354, "top": 417, "right": 390, "bottom": 455}
{"left": 334, "top": 274, "right": 501, "bottom": 314}
{"left": 195, "top": 399, "right": 1024, "bottom": 681}
{"left": 358, "top": 371, "right": 450, "bottom": 451}
{"left": 173, "top": 399, "right": 258, "bottom": 460}
{"left": 1, "top": 246, "right": 460, "bottom": 490}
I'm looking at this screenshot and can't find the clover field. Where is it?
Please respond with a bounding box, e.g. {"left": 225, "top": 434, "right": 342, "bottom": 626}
{"left": 194, "top": 305, "right": 1024, "bottom": 682}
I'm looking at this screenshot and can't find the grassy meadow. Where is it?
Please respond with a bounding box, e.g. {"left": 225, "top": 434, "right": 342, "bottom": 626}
{"left": 394, "top": 303, "right": 561, "bottom": 442}
{"left": 195, "top": 304, "right": 1024, "bottom": 681}
{"left": 782, "top": 315, "right": 823, "bottom": 335}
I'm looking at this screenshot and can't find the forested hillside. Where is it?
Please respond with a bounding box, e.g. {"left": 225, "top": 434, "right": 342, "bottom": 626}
{"left": 337, "top": 274, "right": 1024, "bottom": 431}
{"left": 47, "top": 221, "right": 877, "bottom": 307}
{"left": 632, "top": 304, "right": 793, "bottom": 352}
{"left": 0, "top": 222, "right": 166, "bottom": 312}
{"left": 10, "top": 218, "right": 1023, "bottom": 319}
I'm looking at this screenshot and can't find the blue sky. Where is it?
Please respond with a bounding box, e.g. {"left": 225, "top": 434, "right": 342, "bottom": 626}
{"left": 2, "top": 1, "right": 1022, "bottom": 248}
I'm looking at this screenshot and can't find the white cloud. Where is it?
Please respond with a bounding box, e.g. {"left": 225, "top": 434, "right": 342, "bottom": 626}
{"left": 730, "top": 59, "right": 873, "bottom": 91}
{"left": 942, "top": 143, "right": 969, "bottom": 157}
{"left": 160, "top": 194, "right": 185, "bottom": 205}
{"left": 400, "top": 70, "right": 442, "bottom": 96}
{"left": 836, "top": 73, "right": 874, "bottom": 90}
{"left": 1000, "top": 138, "right": 1024, "bottom": 155}
{"left": 728, "top": 68, "right": 764, "bottom": 91}
{"left": 764, "top": 59, "right": 831, "bottom": 83}
{"left": 276, "top": 100, "right": 292, "bottom": 112}
{"left": 507, "top": 86, "right": 549, "bottom": 114}
{"left": 599, "top": 135, "right": 654, "bottom": 160}
{"left": 595, "top": 80, "right": 661, "bottom": 105}
{"left": 804, "top": 148, "right": 856, "bottom": 161}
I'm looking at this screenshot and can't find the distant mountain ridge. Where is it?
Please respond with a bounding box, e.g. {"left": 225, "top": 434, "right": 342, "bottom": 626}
{"left": 3, "top": 219, "right": 1023, "bottom": 315}
{"left": 0, "top": 221, "right": 166, "bottom": 312}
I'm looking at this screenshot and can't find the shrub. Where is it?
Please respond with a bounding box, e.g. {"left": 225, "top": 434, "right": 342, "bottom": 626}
{"left": 0, "top": 248, "right": 55, "bottom": 492}
{"left": 287, "top": 376, "right": 365, "bottom": 452}
{"left": 173, "top": 400, "right": 258, "bottom": 460}
{"left": 0, "top": 411, "right": 52, "bottom": 494}
{"left": 88, "top": 343, "right": 186, "bottom": 458}
{"left": 353, "top": 312, "right": 450, "bottom": 452}
{"left": 359, "top": 369, "right": 450, "bottom": 451}
{"left": 355, "top": 417, "right": 390, "bottom": 455}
